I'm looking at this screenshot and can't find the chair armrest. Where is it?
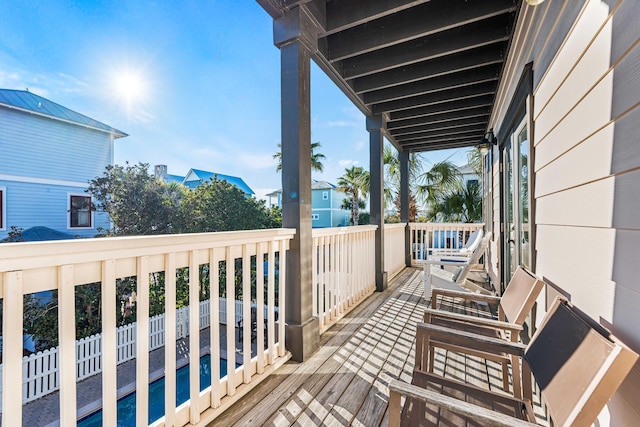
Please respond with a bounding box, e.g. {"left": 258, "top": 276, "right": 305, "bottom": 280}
{"left": 388, "top": 380, "right": 537, "bottom": 427}
{"left": 431, "top": 287, "right": 501, "bottom": 307}
{"left": 424, "top": 308, "right": 523, "bottom": 333}
{"left": 416, "top": 322, "right": 527, "bottom": 356}
{"left": 423, "top": 257, "right": 470, "bottom": 267}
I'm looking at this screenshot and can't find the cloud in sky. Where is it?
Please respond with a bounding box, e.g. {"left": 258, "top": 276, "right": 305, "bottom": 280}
{"left": 238, "top": 152, "right": 278, "bottom": 170}
{"left": 338, "top": 159, "right": 359, "bottom": 168}
{"left": 327, "top": 119, "right": 357, "bottom": 127}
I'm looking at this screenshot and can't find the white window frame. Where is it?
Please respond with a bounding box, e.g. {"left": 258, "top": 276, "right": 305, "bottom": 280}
{"left": 68, "top": 193, "right": 94, "bottom": 229}
{"left": 322, "top": 191, "right": 329, "bottom": 200}
{"left": 311, "top": 213, "right": 320, "bottom": 221}
{"left": 0, "top": 186, "right": 6, "bottom": 231}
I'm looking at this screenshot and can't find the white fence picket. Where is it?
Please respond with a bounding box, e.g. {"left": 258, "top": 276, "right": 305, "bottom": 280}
{"left": 6, "top": 297, "right": 265, "bottom": 405}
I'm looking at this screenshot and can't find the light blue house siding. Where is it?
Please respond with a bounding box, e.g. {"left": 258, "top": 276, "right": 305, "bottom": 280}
{"left": 0, "top": 89, "right": 126, "bottom": 240}
{"left": 271, "top": 180, "right": 350, "bottom": 228}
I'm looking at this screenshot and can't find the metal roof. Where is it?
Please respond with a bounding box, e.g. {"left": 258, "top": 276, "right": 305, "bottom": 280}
{"left": 0, "top": 89, "right": 127, "bottom": 138}
{"left": 257, "top": 0, "right": 520, "bottom": 152}
{"left": 183, "top": 169, "right": 255, "bottom": 195}
{"left": 269, "top": 179, "right": 339, "bottom": 194}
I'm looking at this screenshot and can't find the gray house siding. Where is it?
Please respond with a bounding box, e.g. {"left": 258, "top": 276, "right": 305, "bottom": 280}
{"left": 489, "top": 1, "right": 640, "bottom": 423}
{"left": 0, "top": 110, "right": 112, "bottom": 182}
{"left": 0, "top": 99, "right": 118, "bottom": 240}
{"left": 0, "top": 180, "right": 110, "bottom": 239}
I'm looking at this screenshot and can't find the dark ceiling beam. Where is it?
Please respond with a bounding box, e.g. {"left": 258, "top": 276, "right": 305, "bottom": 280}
{"left": 402, "top": 138, "right": 480, "bottom": 151}
{"left": 338, "top": 15, "right": 512, "bottom": 80}
{"left": 324, "top": 0, "right": 430, "bottom": 35}
{"left": 389, "top": 95, "right": 494, "bottom": 120}
{"left": 372, "top": 81, "right": 497, "bottom": 114}
{"left": 256, "top": 0, "right": 315, "bottom": 19}
{"left": 388, "top": 108, "right": 490, "bottom": 130}
{"left": 326, "top": 0, "right": 516, "bottom": 61}
{"left": 354, "top": 44, "right": 505, "bottom": 94}
{"left": 363, "top": 64, "right": 500, "bottom": 105}
{"left": 394, "top": 127, "right": 485, "bottom": 143}
{"left": 391, "top": 119, "right": 488, "bottom": 137}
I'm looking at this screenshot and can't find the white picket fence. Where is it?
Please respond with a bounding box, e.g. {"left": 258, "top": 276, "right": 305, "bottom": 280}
{"left": 1, "top": 298, "right": 249, "bottom": 407}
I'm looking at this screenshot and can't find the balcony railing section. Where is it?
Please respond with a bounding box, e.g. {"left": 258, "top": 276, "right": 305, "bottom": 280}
{"left": 312, "top": 225, "right": 377, "bottom": 333}
{"left": 408, "top": 223, "right": 484, "bottom": 266}
{"left": 383, "top": 223, "right": 407, "bottom": 279}
{"left": 0, "top": 228, "right": 294, "bottom": 427}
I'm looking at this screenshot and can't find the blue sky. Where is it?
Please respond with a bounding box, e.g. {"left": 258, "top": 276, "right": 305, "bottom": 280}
{"left": 0, "top": 0, "right": 471, "bottom": 201}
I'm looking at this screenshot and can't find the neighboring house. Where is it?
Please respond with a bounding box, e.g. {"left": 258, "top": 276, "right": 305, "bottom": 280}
{"left": 0, "top": 89, "right": 127, "bottom": 241}
{"left": 154, "top": 164, "right": 254, "bottom": 195}
{"left": 457, "top": 163, "right": 480, "bottom": 188}
{"left": 268, "top": 180, "right": 350, "bottom": 228}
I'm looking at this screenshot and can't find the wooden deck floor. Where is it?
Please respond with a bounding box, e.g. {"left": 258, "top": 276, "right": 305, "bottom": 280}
{"left": 208, "top": 267, "right": 543, "bottom": 427}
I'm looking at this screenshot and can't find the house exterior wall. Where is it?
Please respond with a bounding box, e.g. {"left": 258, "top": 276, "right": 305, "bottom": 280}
{"left": 489, "top": 1, "right": 640, "bottom": 424}
{"left": 275, "top": 188, "right": 349, "bottom": 228}
{"left": 0, "top": 107, "right": 114, "bottom": 240}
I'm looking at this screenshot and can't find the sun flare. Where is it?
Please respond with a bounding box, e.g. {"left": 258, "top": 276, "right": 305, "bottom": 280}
{"left": 112, "top": 69, "right": 148, "bottom": 106}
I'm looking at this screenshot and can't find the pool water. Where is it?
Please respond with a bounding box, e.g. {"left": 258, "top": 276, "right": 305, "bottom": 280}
{"left": 77, "top": 355, "right": 227, "bottom": 426}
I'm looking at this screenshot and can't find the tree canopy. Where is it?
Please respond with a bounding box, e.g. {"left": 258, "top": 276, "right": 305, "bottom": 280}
{"left": 274, "top": 141, "right": 326, "bottom": 173}
{"left": 87, "top": 162, "right": 281, "bottom": 235}
{"left": 18, "top": 163, "right": 282, "bottom": 352}
{"left": 337, "top": 166, "right": 370, "bottom": 226}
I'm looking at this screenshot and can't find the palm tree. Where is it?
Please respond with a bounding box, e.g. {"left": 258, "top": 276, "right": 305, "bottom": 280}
{"left": 427, "top": 180, "right": 482, "bottom": 223}
{"left": 383, "top": 144, "right": 460, "bottom": 222}
{"left": 416, "top": 160, "right": 461, "bottom": 215}
{"left": 274, "top": 141, "right": 326, "bottom": 173}
{"left": 337, "top": 166, "right": 370, "bottom": 226}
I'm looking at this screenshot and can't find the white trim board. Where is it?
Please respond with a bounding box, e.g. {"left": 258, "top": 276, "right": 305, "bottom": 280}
{"left": 0, "top": 174, "right": 88, "bottom": 188}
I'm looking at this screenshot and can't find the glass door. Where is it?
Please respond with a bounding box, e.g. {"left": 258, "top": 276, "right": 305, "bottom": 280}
{"left": 502, "top": 118, "right": 530, "bottom": 286}
{"left": 503, "top": 140, "right": 515, "bottom": 284}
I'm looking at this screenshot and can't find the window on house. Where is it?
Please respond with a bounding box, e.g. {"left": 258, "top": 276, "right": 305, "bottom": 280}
{"left": 322, "top": 191, "right": 328, "bottom": 200}
{"left": 70, "top": 195, "right": 92, "bottom": 228}
{"left": 0, "top": 188, "right": 5, "bottom": 230}
{"left": 311, "top": 213, "right": 319, "bottom": 220}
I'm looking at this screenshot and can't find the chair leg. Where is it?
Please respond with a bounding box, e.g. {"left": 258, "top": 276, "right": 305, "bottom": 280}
{"left": 511, "top": 355, "right": 522, "bottom": 400}
{"left": 428, "top": 346, "right": 436, "bottom": 373}
{"left": 501, "top": 360, "right": 510, "bottom": 392}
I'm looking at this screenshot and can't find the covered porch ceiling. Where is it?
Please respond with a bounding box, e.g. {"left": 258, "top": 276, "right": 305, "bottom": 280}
{"left": 258, "top": 0, "right": 520, "bottom": 152}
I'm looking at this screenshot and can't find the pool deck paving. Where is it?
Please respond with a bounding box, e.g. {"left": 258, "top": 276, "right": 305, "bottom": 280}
{"left": 16, "top": 326, "right": 248, "bottom": 427}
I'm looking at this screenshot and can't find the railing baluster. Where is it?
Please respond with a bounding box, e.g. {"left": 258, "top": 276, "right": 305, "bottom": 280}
{"left": 267, "top": 241, "right": 276, "bottom": 365}
{"left": 164, "top": 252, "right": 177, "bottom": 426}
{"left": 102, "top": 259, "right": 118, "bottom": 426}
{"left": 278, "top": 240, "right": 287, "bottom": 357}
{"left": 225, "top": 246, "right": 236, "bottom": 396}
{"left": 189, "top": 250, "right": 201, "bottom": 424}
{"left": 256, "top": 242, "right": 267, "bottom": 374}
{"left": 242, "top": 244, "right": 251, "bottom": 384}
{"left": 136, "top": 256, "right": 150, "bottom": 427}
{"left": 210, "top": 247, "right": 223, "bottom": 408}
{"left": 2, "top": 270, "right": 23, "bottom": 426}
{"left": 58, "top": 265, "right": 76, "bottom": 427}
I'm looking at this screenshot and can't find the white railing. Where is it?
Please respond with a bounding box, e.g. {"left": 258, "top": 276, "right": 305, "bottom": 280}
{"left": 408, "top": 222, "right": 484, "bottom": 265}
{"left": 0, "top": 228, "right": 294, "bottom": 426}
{"left": 312, "top": 225, "right": 377, "bottom": 334}
{"left": 383, "top": 223, "right": 407, "bottom": 279}
{"left": 8, "top": 298, "right": 252, "bottom": 405}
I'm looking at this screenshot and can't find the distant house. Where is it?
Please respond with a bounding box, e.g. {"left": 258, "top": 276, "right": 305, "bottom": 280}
{"left": 154, "top": 165, "right": 254, "bottom": 195}
{"left": 0, "top": 89, "right": 127, "bottom": 241}
{"left": 457, "top": 163, "right": 480, "bottom": 188}
{"left": 268, "top": 180, "right": 350, "bottom": 228}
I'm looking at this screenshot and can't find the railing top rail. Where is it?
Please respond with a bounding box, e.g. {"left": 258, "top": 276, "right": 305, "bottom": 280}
{"left": 408, "top": 222, "right": 484, "bottom": 227}
{"left": 0, "top": 228, "right": 296, "bottom": 272}
{"left": 311, "top": 224, "right": 377, "bottom": 237}
{"left": 383, "top": 223, "right": 408, "bottom": 230}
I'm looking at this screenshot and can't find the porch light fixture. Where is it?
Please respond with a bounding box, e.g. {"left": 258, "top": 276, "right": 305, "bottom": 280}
{"left": 477, "top": 128, "right": 496, "bottom": 155}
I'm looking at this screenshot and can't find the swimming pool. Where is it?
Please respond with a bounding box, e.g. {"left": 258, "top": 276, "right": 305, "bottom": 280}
{"left": 77, "top": 355, "right": 226, "bottom": 426}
